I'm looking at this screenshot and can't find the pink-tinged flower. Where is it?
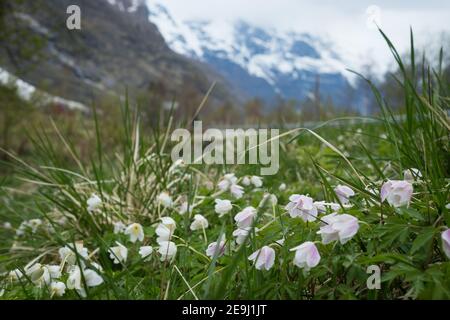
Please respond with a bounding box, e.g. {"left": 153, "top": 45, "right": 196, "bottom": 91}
{"left": 206, "top": 238, "right": 226, "bottom": 258}
{"left": 314, "top": 201, "right": 341, "bottom": 213}
{"left": 334, "top": 185, "right": 355, "bottom": 204}
{"left": 218, "top": 173, "right": 238, "bottom": 191}
{"left": 290, "top": 241, "right": 321, "bottom": 270}
{"left": 285, "top": 194, "right": 318, "bottom": 222}
{"left": 214, "top": 199, "right": 233, "bottom": 217}
{"left": 234, "top": 206, "right": 257, "bottom": 228}
{"left": 232, "top": 227, "right": 258, "bottom": 245}
{"left": 190, "top": 214, "right": 209, "bottom": 231}
{"left": 230, "top": 184, "right": 244, "bottom": 199}
{"left": 218, "top": 173, "right": 244, "bottom": 199}
{"left": 250, "top": 176, "right": 263, "bottom": 188}
{"left": 381, "top": 180, "right": 413, "bottom": 207}
{"left": 317, "top": 213, "right": 359, "bottom": 244}
{"left": 403, "top": 168, "right": 422, "bottom": 182}
{"left": 442, "top": 229, "right": 450, "bottom": 259}
{"left": 248, "top": 246, "right": 275, "bottom": 271}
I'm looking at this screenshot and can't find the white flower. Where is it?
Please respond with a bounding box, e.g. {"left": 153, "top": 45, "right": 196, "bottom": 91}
{"left": 139, "top": 246, "right": 153, "bottom": 261}
{"left": 230, "top": 184, "right": 244, "bottom": 199}
{"left": 67, "top": 266, "right": 103, "bottom": 297}
{"left": 285, "top": 194, "right": 318, "bottom": 222}
{"left": 218, "top": 173, "right": 244, "bottom": 199}
{"left": 206, "top": 239, "right": 226, "bottom": 258}
{"left": 124, "top": 223, "right": 144, "bottom": 243}
{"left": 50, "top": 281, "right": 66, "bottom": 297}
{"left": 214, "top": 199, "right": 233, "bottom": 217}
{"left": 442, "top": 229, "right": 450, "bottom": 259}
{"left": 87, "top": 194, "right": 102, "bottom": 212}
{"left": 157, "top": 192, "right": 173, "bottom": 208}
{"left": 248, "top": 246, "right": 275, "bottom": 271}
{"left": 156, "top": 217, "right": 176, "bottom": 243}
{"left": 317, "top": 213, "right": 359, "bottom": 244}
{"left": 234, "top": 206, "right": 257, "bottom": 228}
{"left": 242, "top": 176, "right": 251, "bottom": 186}
{"left": 3, "top": 222, "right": 12, "bottom": 229}
{"left": 16, "top": 219, "right": 43, "bottom": 236}
{"left": 250, "top": 176, "right": 263, "bottom": 188}
{"left": 46, "top": 265, "right": 62, "bottom": 279}
{"left": 158, "top": 241, "right": 177, "bottom": 262}
{"left": 218, "top": 173, "right": 238, "bottom": 191}
{"left": 261, "top": 193, "right": 277, "bottom": 206}
{"left": 290, "top": 241, "right": 321, "bottom": 270}
{"left": 25, "top": 263, "right": 51, "bottom": 287}
{"left": 232, "top": 227, "right": 258, "bottom": 245}
{"left": 278, "top": 183, "right": 287, "bottom": 191}
{"left": 108, "top": 242, "right": 128, "bottom": 264}
{"left": 381, "top": 180, "right": 413, "bottom": 207}
{"left": 113, "top": 221, "right": 126, "bottom": 234}
{"left": 314, "top": 201, "right": 341, "bottom": 213}
{"left": 8, "top": 269, "right": 23, "bottom": 281}
{"left": 334, "top": 185, "right": 355, "bottom": 204}
{"left": 403, "top": 168, "right": 422, "bottom": 182}
{"left": 178, "top": 201, "right": 194, "bottom": 215}
{"left": 59, "top": 242, "right": 89, "bottom": 266}
{"left": 190, "top": 214, "right": 209, "bottom": 231}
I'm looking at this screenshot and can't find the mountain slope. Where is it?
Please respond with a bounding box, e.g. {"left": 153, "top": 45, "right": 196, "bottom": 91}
{"left": 144, "top": 1, "right": 354, "bottom": 106}
{"left": 0, "top": 0, "right": 237, "bottom": 107}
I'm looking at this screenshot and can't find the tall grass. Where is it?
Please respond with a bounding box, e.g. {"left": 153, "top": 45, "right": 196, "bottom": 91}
{"left": 0, "top": 29, "right": 449, "bottom": 300}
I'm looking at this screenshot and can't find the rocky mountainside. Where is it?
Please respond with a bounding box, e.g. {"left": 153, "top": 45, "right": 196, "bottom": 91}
{"left": 0, "top": 0, "right": 238, "bottom": 107}
{"left": 142, "top": 1, "right": 356, "bottom": 106}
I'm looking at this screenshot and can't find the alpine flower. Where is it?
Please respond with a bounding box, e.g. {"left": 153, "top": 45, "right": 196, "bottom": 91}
{"left": 334, "top": 185, "right": 355, "bottom": 204}
{"left": 190, "top": 214, "right": 209, "bottom": 231}
{"left": 124, "top": 223, "right": 144, "bottom": 243}
{"left": 87, "top": 194, "right": 102, "bottom": 212}
{"left": 442, "top": 229, "right": 450, "bottom": 259}
{"left": 108, "top": 242, "right": 128, "bottom": 264}
{"left": 317, "top": 213, "right": 359, "bottom": 244}
{"left": 248, "top": 246, "right": 275, "bottom": 271}
{"left": 139, "top": 246, "right": 153, "bottom": 261}
{"left": 214, "top": 199, "right": 233, "bottom": 217}
{"left": 234, "top": 206, "right": 257, "bottom": 228}
{"left": 158, "top": 241, "right": 177, "bottom": 261}
{"left": 285, "top": 194, "right": 318, "bottom": 222}
{"left": 290, "top": 241, "right": 321, "bottom": 270}
{"left": 381, "top": 180, "right": 413, "bottom": 207}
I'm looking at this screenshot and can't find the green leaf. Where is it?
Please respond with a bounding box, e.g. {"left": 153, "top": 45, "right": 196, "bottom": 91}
{"left": 410, "top": 228, "right": 436, "bottom": 254}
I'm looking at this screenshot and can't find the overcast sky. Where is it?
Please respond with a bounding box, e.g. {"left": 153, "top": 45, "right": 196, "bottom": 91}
{"left": 157, "top": 0, "right": 450, "bottom": 75}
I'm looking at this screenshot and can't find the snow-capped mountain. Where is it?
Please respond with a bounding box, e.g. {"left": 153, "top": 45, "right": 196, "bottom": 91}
{"left": 139, "top": 1, "right": 354, "bottom": 105}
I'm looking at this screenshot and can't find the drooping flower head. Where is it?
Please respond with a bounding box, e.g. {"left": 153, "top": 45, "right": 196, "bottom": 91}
{"left": 234, "top": 206, "right": 257, "bottom": 228}
{"left": 214, "top": 199, "right": 233, "bottom": 217}
{"left": 317, "top": 213, "right": 359, "bottom": 244}
{"left": 190, "top": 214, "right": 209, "bottom": 231}
{"left": 108, "top": 241, "right": 128, "bottom": 264}
{"left": 158, "top": 241, "right": 177, "bottom": 262}
{"left": 334, "top": 185, "right": 355, "bottom": 204}
{"left": 381, "top": 180, "right": 413, "bottom": 207}
{"left": 248, "top": 246, "right": 275, "bottom": 271}
{"left": 285, "top": 194, "right": 318, "bottom": 222}
{"left": 290, "top": 241, "right": 321, "bottom": 270}
{"left": 442, "top": 229, "right": 450, "bottom": 259}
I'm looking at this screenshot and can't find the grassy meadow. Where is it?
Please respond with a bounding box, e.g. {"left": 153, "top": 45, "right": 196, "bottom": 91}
{"left": 0, "top": 32, "right": 449, "bottom": 300}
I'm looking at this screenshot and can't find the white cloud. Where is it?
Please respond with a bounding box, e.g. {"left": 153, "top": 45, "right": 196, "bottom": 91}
{"left": 152, "top": 0, "right": 450, "bottom": 75}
